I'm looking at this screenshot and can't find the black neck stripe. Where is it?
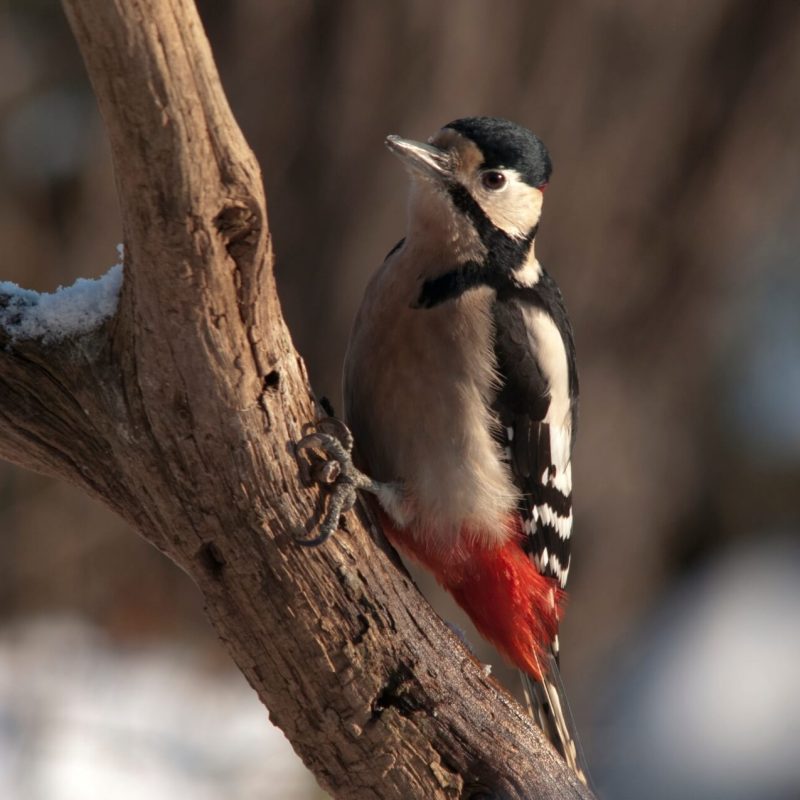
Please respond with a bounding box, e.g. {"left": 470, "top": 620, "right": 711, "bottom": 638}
{"left": 447, "top": 183, "right": 497, "bottom": 243}
{"left": 414, "top": 183, "right": 539, "bottom": 309}
{"left": 447, "top": 182, "right": 537, "bottom": 268}
{"left": 414, "top": 251, "right": 543, "bottom": 309}
{"left": 414, "top": 261, "right": 488, "bottom": 308}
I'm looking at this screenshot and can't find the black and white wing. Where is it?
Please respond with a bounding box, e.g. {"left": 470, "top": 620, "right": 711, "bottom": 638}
{"left": 492, "top": 271, "right": 579, "bottom": 590}
{"left": 492, "top": 271, "right": 588, "bottom": 783}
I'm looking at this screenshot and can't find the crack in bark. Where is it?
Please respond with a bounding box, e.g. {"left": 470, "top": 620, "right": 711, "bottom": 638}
{"left": 197, "top": 541, "right": 227, "bottom": 578}
{"left": 214, "top": 200, "right": 262, "bottom": 262}
{"left": 370, "top": 662, "right": 428, "bottom": 721}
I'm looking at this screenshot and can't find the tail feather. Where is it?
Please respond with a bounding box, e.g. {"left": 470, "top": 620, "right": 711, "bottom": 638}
{"left": 521, "top": 650, "right": 592, "bottom": 788}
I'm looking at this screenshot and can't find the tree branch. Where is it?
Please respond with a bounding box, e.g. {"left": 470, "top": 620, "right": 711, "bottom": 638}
{"left": 0, "top": 1, "right": 595, "bottom": 797}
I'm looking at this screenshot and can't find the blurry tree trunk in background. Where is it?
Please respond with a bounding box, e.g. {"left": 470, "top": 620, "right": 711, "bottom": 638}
{"left": 0, "top": 1, "right": 595, "bottom": 798}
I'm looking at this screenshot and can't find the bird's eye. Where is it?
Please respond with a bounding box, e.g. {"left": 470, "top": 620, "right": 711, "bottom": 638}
{"left": 481, "top": 171, "right": 506, "bottom": 191}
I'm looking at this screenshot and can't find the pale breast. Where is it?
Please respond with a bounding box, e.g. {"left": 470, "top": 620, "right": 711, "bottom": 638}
{"left": 344, "top": 258, "right": 518, "bottom": 546}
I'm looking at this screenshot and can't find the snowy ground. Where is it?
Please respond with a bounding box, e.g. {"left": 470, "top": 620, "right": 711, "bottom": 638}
{"left": 596, "top": 536, "right": 800, "bottom": 800}
{"left": 0, "top": 617, "right": 320, "bottom": 800}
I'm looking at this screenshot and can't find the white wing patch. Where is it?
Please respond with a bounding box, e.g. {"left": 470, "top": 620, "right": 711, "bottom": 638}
{"left": 496, "top": 278, "right": 576, "bottom": 589}
{"left": 517, "top": 306, "right": 574, "bottom": 585}
{"left": 522, "top": 306, "right": 571, "bottom": 430}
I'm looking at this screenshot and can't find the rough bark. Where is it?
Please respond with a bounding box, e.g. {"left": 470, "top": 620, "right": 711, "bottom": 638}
{"left": 0, "top": 1, "right": 595, "bottom": 797}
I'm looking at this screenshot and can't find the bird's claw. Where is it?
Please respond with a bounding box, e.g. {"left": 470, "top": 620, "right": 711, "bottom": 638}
{"left": 314, "top": 458, "right": 341, "bottom": 485}
{"left": 295, "top": 422, "right": 361, "bottom": 547}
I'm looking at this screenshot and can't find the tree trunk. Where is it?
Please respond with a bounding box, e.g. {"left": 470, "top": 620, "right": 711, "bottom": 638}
{"left": 0, "top": 1, "right": 594, "bottom": 797}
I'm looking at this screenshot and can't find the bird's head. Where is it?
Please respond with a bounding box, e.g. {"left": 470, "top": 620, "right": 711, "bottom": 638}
{"left": 386, "top": 117, "right": 551, "bottom": 254}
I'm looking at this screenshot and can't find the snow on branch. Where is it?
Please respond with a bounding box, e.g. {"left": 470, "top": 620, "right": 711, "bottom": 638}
{"left": 0, "top": 247, "right": 124, "bottom": 344}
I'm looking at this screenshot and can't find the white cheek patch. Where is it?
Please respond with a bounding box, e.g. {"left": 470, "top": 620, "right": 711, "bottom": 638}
{"left": 473, "top": 170, "right": 543, "bottom": 240}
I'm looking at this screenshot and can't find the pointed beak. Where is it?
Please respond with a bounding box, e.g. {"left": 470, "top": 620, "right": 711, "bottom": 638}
{"left": 385, "top": 135, "right": 453, "bottom": 181}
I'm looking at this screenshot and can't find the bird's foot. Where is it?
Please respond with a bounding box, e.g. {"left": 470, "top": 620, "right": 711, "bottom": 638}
{"left": 295, "top": 418, "right": 382, "bottom": 547}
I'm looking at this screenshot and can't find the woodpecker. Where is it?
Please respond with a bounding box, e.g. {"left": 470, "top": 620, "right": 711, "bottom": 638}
{"left": 298, "top": 117, "right": 587, "bottom": 783}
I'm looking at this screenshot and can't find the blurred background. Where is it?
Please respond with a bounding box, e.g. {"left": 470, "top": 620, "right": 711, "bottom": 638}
{"left": 0, "top": 0, "right": 799, "bottom": 798}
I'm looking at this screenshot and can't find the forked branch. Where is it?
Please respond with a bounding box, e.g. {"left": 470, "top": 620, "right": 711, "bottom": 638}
{"left": 0, "top": 1, "right": 595, "bottom": 797}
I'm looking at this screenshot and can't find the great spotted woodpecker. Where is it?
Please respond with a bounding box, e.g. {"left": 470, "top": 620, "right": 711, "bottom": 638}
{"left": 298, "top": 117, "right": 587, "bottom": 783}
